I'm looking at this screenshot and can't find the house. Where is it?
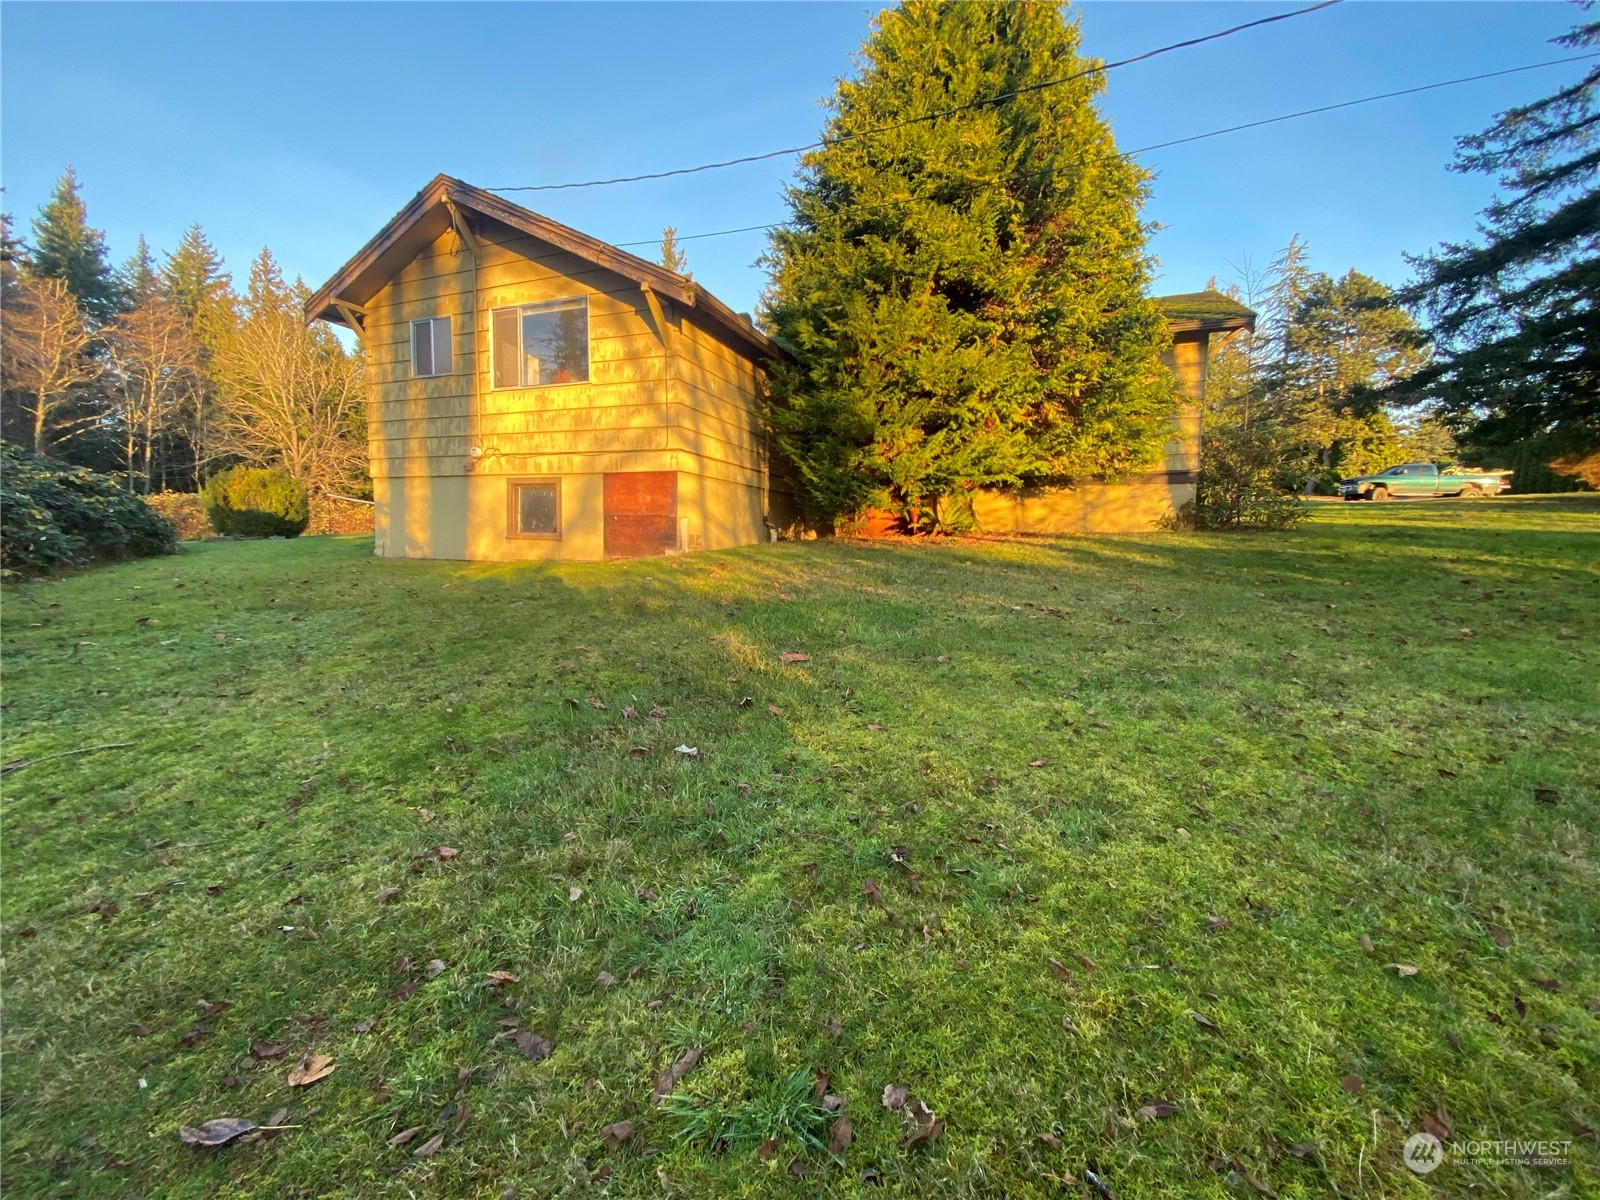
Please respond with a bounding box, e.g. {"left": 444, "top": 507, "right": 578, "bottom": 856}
{"left": 306, "top": 175, "right": 785, "bottom": 562}
{"left": 308, "top": 176, "right": 1253, "bottom": 559}
{"left": 970, "top": 290, "right": 1255, "bottom": 535}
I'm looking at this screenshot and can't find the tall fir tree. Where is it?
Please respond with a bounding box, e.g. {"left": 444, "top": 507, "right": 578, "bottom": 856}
{"left": 1399, "top": 17, "right": 1598, "bottom": 484}
{"left": 762, "top": 0, "right": 1173, "bottom": 530}
{"left": 28, "top": 166, "right": 125, "bottom": 323}
{"left": 161, "top": 224, "right": 237, "bottom": 484}
{"left": 121, "top": 235, "right": 160, "bottom": 305}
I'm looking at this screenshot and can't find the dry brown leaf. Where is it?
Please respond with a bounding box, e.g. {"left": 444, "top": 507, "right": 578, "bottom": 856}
{"left": 286, "top": 1053, "right": 335, "bottom": 1087}
{"left": 862, "top": 878, "right": 884, "bottom": 905}
{"left": 388, "top": 1125, "right": 424, "bottom": 1147}
{"left": 1422, "top": 1113, "right": 1451, "bottom": 1142}
{"left": 1340, "top": 1073, "right": 1362, "bottom": 1093}
{"left": 1383, "top": 962, "right": 1419, "bottom": 977}
{"left": 829, "top": 1115, "right": 854, "bottom": 1154}
{"left": 766, "top": 704, "right": 783, "bottom": 716}
{"left": 596, "top": 971, "right": 618, "bottom": 989}
{"left": 515, "top": 1031, "right": 553, "bottom": 1062}
{"left": 586, "top": 696, "right": 606, "bottom": 710}
{"left": 1047, "top": 956, "right": 1074, "bottom": 984}
{"left": 881, "top": 1084, "right": 908, "bottom": 1110}
{"left": 485, "top": 971, "right": 518, "bottom": 989}
{"left": 374, "top": 887, "right": 400, "bottom": 904}
{"left": 600, "top": 1120, "right": 634, "bottom": 1151}
{"left": 353, "top": 1019, "right": 376, "bottom": 1034}
{"left": 651, "top": 1047, "right": 703, "bottom": 1106}
{"left": 425, "top": 959, "right": 447, "bottom": 978}
{"left": 1074, "top": 951, "right": 1097, "bottom": 974}
{"left": 1359, "top": 933, "right": 1374, "bottom": 955}
{"left": 1135, "top": 1100, "right": 1177, "bottom": 1121}
{"left": 413, "top": 1132, "right": 445, "bottom": 1158}
{"left": 902, "top": 1097, "right": 943, "bottom": 1148}
{"left": 1483, "top": 921, "right": 1510, "bottom": 947}
{"left": 866, "top": 722, "right": 886, "bottom": 732}
{"left": 825, "top": 1016, "right": 843, "bottom": 1039}
{"left": 1189, "top": 1011, "right": 1220, "bottom": 1033}
{"left": 779, "top": 652, "right": 811, "bottom": 664}
{"left": 250, "top": 1040, "right": 286, "bottom": 1060}
{"left": 391, "top": 978, "right": 421, "bottom": 1001}
{"left": 177, "top": 1117, "right": 257, "bottom": 1147}
{"left": 1029, "top": 759, "right": 1046, "bottom": 768}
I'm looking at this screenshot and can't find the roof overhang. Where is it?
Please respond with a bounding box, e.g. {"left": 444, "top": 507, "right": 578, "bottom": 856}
{"left": 305, "top": 174, "right": 786, "bottom": 364}
{"left": 1166, "top": 313, "right": 1255, "bottom": 337}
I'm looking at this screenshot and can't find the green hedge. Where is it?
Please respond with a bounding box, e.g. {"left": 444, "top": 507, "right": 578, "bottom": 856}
{"left": 201, "top": 467, "right": 310, "bottom": 538}
{"left": 1, "top": 441, "right": 177, "bottom": 577}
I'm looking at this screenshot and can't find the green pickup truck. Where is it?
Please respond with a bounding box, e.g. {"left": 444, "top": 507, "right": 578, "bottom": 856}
{"left": 1338, "top": 462, "right": 1512, "bottom": 501}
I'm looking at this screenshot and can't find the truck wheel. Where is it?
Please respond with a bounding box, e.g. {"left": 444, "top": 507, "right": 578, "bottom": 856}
{"left": 1460, "top": 483, "right": 1483, "bottom": 498}
{"left": 1371, "top": 485, "right": 1389, "bottom": 501}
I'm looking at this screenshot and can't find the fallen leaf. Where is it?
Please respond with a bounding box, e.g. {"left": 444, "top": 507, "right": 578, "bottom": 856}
{"left": 825, "top": 1016, "right": 843, "bottom": 1039}
{"left": 514, "top": 1031, "right": 553, "bottom": 1062}
{"left": 374, "top": 887, "right": 400, "bottom": 904}
{"left": 250, "top": 1040, "right": 286, "bottom": 1060}
{"left": 1062, "top": 1016, "right": 1082, "bottom": 1035}
{"left": 1189, "top": 1011, "right": 1220, "bottom": 1032}
{"left": 391, "top": 978, "right": 421, "bottom": 1001}
{"left": 862, "top": 878, "right": 884, "bottom": 905}
{"left": 586, "top": 696, "right": 606, "bottom": 710}
{"left": 779, "top": 652, "right": 811, "bottom": 664}
{"left": 1135, "top": 1100, "right": 1177, "bottom": 1121}
{"left": 1340, "top": 1074, "right": 1362, "bottom": 1093}
{"left": 673, "top": 745, "right": 698, "bottom": 757}
{"left": 1422, "top": 1114, "right": 1451, "bottom": 1142}
{"left": 177, "top": 1117, "right": 257, "bottom": 1147}
{"left": 596, "top": 971, "right": 618, "bottom": 989}
{"left": 1359, "top": 934, "right": 1374, "bottom": 955}
{"left": 1383, "top": 962, "right": 1419, "bottom": 977}
{"left": 568, "top": 886, "right": 583, "bottom": 901}
{"left": 1484, "top": 921, "right": 1510, "bottom": 947}
{"left": 286, "top": 1054, "right": 335, "bottom": 1087}
{"left": 902, "top": 1097, "right": 943, "bottom": 1147}
{"left": 388, "top": 1125, "right": 424, "bottom": 1147}
{"left": 601, "top": 1120, "right": 634, "bottom": 1151}
{"left": 1029, "top": 759, "right": 1046, "bottom": 768}
{"left": 1038, "top": 1131, "right": 1063, "bottom": 1150}
{"left": 425, "top": 959, "right": 447, "bottom": 978}
{"left": 628, "top": 746, "right": 650, "bottom": 758}
{"left": 413, "top": 1132, "right": 445, "bottom": 1158}
{"left": 766, "top": 704, "right": 783, "bottom": 716}
{"left": 353, "top": 1019, "right": 376, "bottom": 1034}
{"left": 196, "top": 999, "right": 232, "bottom": 1017}
{"left": 757, "top": 1136, "right": 779, "bottom": 1160}
{"left": 829, "top": 1115, "right": 854, "bottom": 1154}
{"left": 866, "top": 722, "right": 886, "bottom": 732}
{"left": 822, "top": 1094, "right": 847, "bottom": 1111}
{"left": 1047, "top": 956, "right": 1074, "bottom": 984}
{"left": 485, "top": 971, "right": 519, "bottom": 989}
{"left": 1231, "top": 1159, "right": 1278, "bottom": 1198}
{"left": 651, "top": 1047, "right": 702, "bottom": 1106}
{"left": 648, "top": 706, "right": 668, "bottom": 720}
{"left": 265, "top": 1107, "right": 289, "bottom": 1129}
{"left": 882, "top": 1084, "right": 908, "bottom": 1110}
{"left": 1073, "top": 951, "right": 1097, "bottom": 974}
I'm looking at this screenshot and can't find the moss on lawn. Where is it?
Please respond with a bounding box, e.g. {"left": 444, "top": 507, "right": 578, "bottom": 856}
{"left": 2, "top": 497, "right": 1596, "bottom": 1198}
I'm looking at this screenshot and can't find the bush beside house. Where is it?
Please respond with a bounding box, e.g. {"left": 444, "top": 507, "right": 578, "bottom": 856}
{"left": 0, "top": 442, "right": 177, "bottom": 576}
{"left": 201, "top": 466, "right": 310, "bottom": 537}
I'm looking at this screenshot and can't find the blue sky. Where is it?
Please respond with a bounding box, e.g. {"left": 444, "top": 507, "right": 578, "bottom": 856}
{"left": 0, "top": 2, "right": 1586, "bottom": 316}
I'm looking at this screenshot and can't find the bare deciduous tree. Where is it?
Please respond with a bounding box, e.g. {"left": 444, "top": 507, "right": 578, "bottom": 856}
{"left": 211, "top": 250, "right": 366, "bottom": 497}
{"left": 1, "top": 274, "right": 104, "bottom": 453}
{"left": 106, "top": 295, "right": 203, "bottom": 491}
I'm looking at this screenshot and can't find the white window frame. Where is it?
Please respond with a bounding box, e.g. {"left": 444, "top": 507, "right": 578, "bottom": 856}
{"left": 489, "top": 296, "right": 590, "bottom": 390}
{"left": 411, "top": 316, "right": 453, "bottom": 379}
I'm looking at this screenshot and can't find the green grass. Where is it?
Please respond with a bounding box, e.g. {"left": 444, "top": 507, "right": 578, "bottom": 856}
{"left": 2, "top": 496, "right": 1597, "bottom": 1199}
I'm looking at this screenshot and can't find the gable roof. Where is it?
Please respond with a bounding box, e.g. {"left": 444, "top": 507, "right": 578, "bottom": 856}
{"left": 1155, "top": 289, "right": 1257, "bottom": 335}
{"left": 305, "top": 174, "right": 784, "bottom": 363}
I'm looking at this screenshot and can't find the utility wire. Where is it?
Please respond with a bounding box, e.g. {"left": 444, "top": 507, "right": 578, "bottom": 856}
{"left": 488, "top": 0, "right": 1340, "bottom": 193}
{"left": 610, "top": 51, "right": 1600, "bottom": 250}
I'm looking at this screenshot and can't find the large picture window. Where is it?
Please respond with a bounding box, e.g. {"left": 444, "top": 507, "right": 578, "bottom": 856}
{"left": 411, "top": 316, "right": 453, "bottom": 378}
{"left": 507, "top": 478, "right": 561, "bottom": 539}
{"left": 491, "top": 297, "right": 589, "bottom": 389}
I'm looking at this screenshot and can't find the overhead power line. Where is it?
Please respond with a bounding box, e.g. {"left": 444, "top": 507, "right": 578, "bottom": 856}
{"left": 610, "top": 52, "right": 1600, "bottom": 251}
{"left": 488, "top": 0, "right": 1340, "bottom": 194}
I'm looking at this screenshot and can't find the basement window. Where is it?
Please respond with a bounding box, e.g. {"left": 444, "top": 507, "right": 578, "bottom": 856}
{"left": 507, "top": 478, "right": 561, "bottom": 539}
{"left": 491, "top": 297, "right": 589, "bottom": 388}
{"left": 411, "top": 316, "right": 453, "bottom": 378}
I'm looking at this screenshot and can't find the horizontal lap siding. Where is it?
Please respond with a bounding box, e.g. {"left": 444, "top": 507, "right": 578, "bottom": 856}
{"left": 369, "top": 222, "right": 673, "bottom": 479}
{"left": 668, "top": 316, "right": 765, "bottom": 488}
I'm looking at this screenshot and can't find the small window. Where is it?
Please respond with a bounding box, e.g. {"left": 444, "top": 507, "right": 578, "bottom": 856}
{"left": 411, "top": 316, "right": 453, "bottom": 378}
{"left": 490, "top": 298, "right": 589, "bottom": 388}
{"left": 507, "top": 478, "right": 561, "bottom": 539}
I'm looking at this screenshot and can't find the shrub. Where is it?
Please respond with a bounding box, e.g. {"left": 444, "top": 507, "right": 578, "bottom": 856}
{"left": 0, "top": 441, "right": 177, "bottom": 576}
{"left": 1185, "top": 422, "right": 1307, "bottom": 531}
{"left": 143, "top": 492, "right": 213, "bottom": 541}
{"left": 202, "top": 467, "right": 310, "bottom": 538}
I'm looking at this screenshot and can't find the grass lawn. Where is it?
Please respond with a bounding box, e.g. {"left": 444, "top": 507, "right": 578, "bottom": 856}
{"left": 2, "top": 496, "right": 1596, "bottom": 1199}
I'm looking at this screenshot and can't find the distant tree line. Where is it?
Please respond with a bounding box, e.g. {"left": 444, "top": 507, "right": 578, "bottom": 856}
{"left": 0, "top": 168, "right": 365, "bottom": 500}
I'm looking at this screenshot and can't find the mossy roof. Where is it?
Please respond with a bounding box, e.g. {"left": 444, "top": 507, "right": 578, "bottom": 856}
{"left": 1154, "top": 289, "right": 1257, "bottom": 324}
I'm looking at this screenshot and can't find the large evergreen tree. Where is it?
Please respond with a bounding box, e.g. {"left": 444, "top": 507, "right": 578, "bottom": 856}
{"left": 121, "top": 235, "right": 160, "bottom": 306}
{"left": 161, "top": 224, "right": 238, "bottom": 485}
{"left": 1399, "top": 17, "right": 1598, "bottom": 482}
{"left": 28, "top": 167, "right": 125, "bottom": 323}
{"left": 762, "top": 0, "right": 1173, "bottom": 530}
